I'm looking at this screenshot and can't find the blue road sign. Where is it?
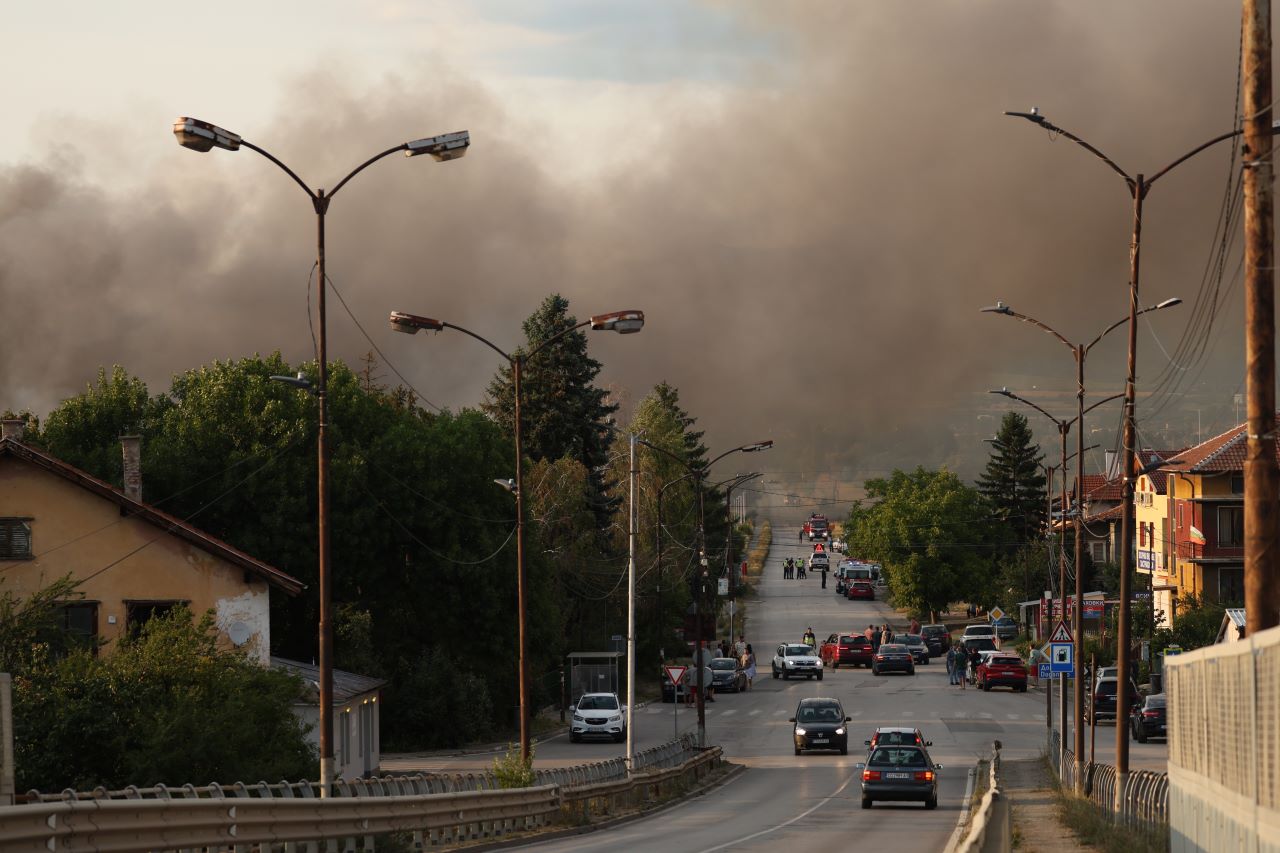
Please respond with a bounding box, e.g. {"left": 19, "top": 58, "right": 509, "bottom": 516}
{"left": 1038, "top": 663, "right": 1052, "bottom": 680}
{"left": 1050, "top": 642, "right": 1074, "bottom": 674}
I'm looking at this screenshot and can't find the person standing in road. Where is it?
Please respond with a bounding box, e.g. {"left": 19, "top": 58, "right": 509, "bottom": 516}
{"left": 799, "top": 528, "right": 804, "bottom": 543}
{"left": 870, "top": 625, "right": 881, "bottom": 654}
{"left": 742, "top": 644, "right": 756, "bottom": 690}
{"left": 909, "top": 617, "right": 921, "bottom": 635}
{"left": 880, "top": 624, "right": 893, "bottom": 646}
{"left": 735, "top": 635, "right": 747, "bottom": 658}
{"left": 820, "top": 563, "right": 829, "bottom": 589}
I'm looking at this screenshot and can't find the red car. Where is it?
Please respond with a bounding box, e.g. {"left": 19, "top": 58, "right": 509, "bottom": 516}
{"left": 846, "top": 581, "right": 875, "bottom": 601}
{"left": 820, "top": 633, "right": 874, "bottom": 668}
{"left": 976, "top": 654, "right": 1029, "bottom": 692}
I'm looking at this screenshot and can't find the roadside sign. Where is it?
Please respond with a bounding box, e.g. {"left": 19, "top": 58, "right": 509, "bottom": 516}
{"left": 1048, "top": 620, "right": 1074, "bottom": 644}
{"left": 717, "top": 577, "right": 729, "bottom": 596}
{"left": 1038, "top": 663, "right": 1052, "bottom": 680}
{"left": 663, "top": 665, "right": 687, "bottom": 686}
{"left": 989, "top": 606, "right": 1005, "bottom": 622}
{"left": 1050, "top": 642, "right": 1074, "bottom": 674}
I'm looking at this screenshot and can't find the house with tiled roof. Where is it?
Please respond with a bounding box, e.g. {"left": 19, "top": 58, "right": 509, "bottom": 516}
{"left": 1158, "top": 420, "right": 1271, "bottom": 610}
{"left": 0, "top": 419, "right": 303, "bottom": 661}
{"left": 1135, "top": 454, "right": 1184, "bottom": 630}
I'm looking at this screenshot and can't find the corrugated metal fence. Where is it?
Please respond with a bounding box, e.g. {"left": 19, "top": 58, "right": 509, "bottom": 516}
{"left": 1049, "top": 730, "right": 1169, "bottom": 835}
{"left": 1166, "top": 622, "right": 1280, "bottom": 853}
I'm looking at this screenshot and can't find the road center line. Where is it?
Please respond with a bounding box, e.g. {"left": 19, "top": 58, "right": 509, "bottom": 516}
{"left": 692, "top": 770, "right": 858, "bottom": 853}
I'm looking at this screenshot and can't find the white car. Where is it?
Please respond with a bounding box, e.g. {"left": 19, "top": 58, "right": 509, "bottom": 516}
{"left": 961, "top": 624, "right": 997, "bottom": 642}
{"left": 772, "top": 643, "right": 824, "bottom": 681}
{"left": 570, "top": 692, "right": 627, "bottom": 743}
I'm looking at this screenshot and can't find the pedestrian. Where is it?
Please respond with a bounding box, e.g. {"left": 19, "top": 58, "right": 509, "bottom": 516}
{"left": 871, "top": 626, "right": 881, "bottom": 654}
{"left": 881, "top": 625, "right": 892, "bottom": 647}
{"left": 968, "top": 645, "right": 981, "bottom": 685}
{"left": 799, "top": 529, "right": 804, "bottom": 543}
{"left": 743, "top": 644, "right": 757, "bottom": 690}
{"left": 820, "top": 564, "right": 829, "bottom": 589}
{"left": 798, "top": 559, "right": 807, "bottom": 579}
{"left": 910, "top": 617, "right": 921, "bottom": 636}
{"left": 735, "top": 634, "right": 747, "bottom": 658}
{"left": 957, "top": 644, "right": 967, "bottom": 690}
{"left": 945, "top": 644, "right": 956, "bottom": 685}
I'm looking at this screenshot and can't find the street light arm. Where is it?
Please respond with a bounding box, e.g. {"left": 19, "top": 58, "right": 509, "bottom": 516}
{"left": 1006, "top": 111, "right": 1134, "bottom": 189}
{"left": 240, "top": 140, "right": 317, "bottom": 200}
{"left": 1084, "top": 299, "right": 1183, "bottom": 354}
{"left": 1081, "top": 392, "right": 1124, "bottom": 418}
{"left": 982, "top": 303, "right": 1075, "bottom": 354}
{"left": 637, "top": 437, "right": 691, "bottom": 472}
{"left": 659, "top": 471, "right": 697, "bottom": 496}
{"left": 525, "top": 319, "right": 594, "bottom": 361}
{"left": 990, "top": 388, "right": 1066, "bottom": 430}
{"left": 328, "top": 144, "right": 411, "bottom": 199}
{"left": 441, "top": 322, "right": 513, "bottom": 363}
{"left": 1146, "top": 128, "right": 1243, "bottom": 190}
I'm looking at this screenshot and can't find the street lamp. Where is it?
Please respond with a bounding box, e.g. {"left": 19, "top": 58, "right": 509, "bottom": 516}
{"left": 983, "top": 297, "right": 1180, "bottom": 790}
{"left": 636, "top": 438, "right": 773, "bottom": 747}
{"left": 176, "top": 117, "right": 469, "bottom": 796}
{"left": 717, "top": 472, "right": 761, "bottom": 640}
{"left": 1004, "top": 107, "right": 1280, "bottom": 784}
{"left": 388, "top": 308, "right": 644, "bottom": 765}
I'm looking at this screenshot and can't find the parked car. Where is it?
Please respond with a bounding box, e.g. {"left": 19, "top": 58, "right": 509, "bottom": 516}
{"left": 660, "top": 665, "right": 688, "bottom": 702}
{"left": 1129, "top": 694, "right": 1167, "bottom": 742}
{"left": 831, "top": 537, "right": 848, "bottom": 554}
{"left": 790, "top": 697, "right": 851, "bottom": 755}
{"left": 920, "top": 624, "right": 950, "bottom": 657}
{"left": 872, "top": 643, "right": 915, "bottom": 676}
{"left": 820, "top": 633, "right": 874, "bottom": 668}
{"left": 859, "top": 744, "right": 941, "bottom": 809}
{"left": 773, "top": 643, "right": 823, "bottom": 680}
{"left": 809, "top": 550, "right": 830, "bottom": 572}
{"left": 709, "top": 657, "right": 747, "bottom": 693}
{"left": 864, "top": 726, "right": 932, "bottom": 751}
{"left": 1087, "top": 677, "right": 1141, "bottom": 724}
{"left": 900, "top": 634, "right": 930, "bottom": 664}
{"left": 570, "top": 693, "right": 627, "bottom": 743}
{"left": 961, "top": 624, "right": 997, "bottom": 642}
{"left": 846, "top": 580, "right": 875, "bottom": 601}
{"left": 961, "top": 636, "right": 998, "bottom": 656}
{"left": 992, "top": 616, "right": 1019, "bottom": 641}
{"left": 975, "top": 653, "right": 1029, "bottom": 692}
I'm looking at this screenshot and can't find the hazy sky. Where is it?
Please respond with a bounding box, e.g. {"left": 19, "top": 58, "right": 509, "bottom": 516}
{"left": 0, "top": 1, "right": 1260, "bottom": 487}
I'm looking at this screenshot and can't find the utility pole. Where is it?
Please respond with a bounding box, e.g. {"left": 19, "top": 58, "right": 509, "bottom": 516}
{"left": 626, "top": 431, "right": 638, "bottom": 766}
{"left": 1243, "top": 0, "right": 1280, "bottom": 636}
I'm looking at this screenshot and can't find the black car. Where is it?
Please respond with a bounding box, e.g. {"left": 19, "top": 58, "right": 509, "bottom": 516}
{"left": 1087, "top": 677, "right": 1142, "bottom": 724}
{"left": 859, "top": 744, "right": 941, "bottom": 809}
{"left": 920, "top": 625, "right": 950, "bottom": 657}
{"left": 790, "top": 697, "right": 851, "bottom": 755}
{"left": 709, "top": 657, "right": 746, "bottom": 693}
{"left": 1129, "top": 693, "right": 1167, "bottom": 742}
{"left": 872, "top": 643, "right": 915, "bottom": 676}
{"left": 901, "top": 634, "right": 930, "bottom": 664}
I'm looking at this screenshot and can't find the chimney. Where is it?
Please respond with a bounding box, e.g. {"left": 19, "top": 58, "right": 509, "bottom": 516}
{"left": 1, "top": 418, "right": 25, "bottom": 441}
{"left": 121, "top": 435, "right": 142, "bottom": 502}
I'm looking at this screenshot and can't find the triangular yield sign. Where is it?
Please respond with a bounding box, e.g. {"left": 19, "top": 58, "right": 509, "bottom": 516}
{"left": 664, "top": 665, "right": 688, "bottom": 686}
{"left": 1048, "top": 620, "right": 1073, "bottom": 644}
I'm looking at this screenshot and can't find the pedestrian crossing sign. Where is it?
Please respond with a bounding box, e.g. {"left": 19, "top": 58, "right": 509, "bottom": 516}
{"left": 1048, "top": 620, "right": 1073, "bottom": 644}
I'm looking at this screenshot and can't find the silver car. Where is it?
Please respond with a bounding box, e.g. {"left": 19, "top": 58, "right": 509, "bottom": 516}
{"left": 772, "top": 643, "right": 823, "bottom": 681}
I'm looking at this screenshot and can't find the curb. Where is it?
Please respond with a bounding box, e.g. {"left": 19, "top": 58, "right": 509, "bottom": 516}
{"left": 461, "top": 761, "right": 748, "bottom": 852}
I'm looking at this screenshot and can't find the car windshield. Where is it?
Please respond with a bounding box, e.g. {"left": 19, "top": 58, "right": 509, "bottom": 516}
{"left": 786, "top": 645, "right": 814, "bottom": 656}
{"left": 869, "top": 747, "right": 928, "bottom": 767}
{"left": 903, "top": 635, "right": 924, "bottom": 645}
{"left": 711, "top": 659, "right": 738, "bottom": 670}
{"left": 797, "top": 704, "right": 842, "bottom": 723}
{"left": 577, "top": 695, "right": 618, "bottom": 711}
{"left": 996, "top": 617, "right": 1015, "bottom": 625}
{"left": 965, "top": 626, "right": 995, "bottom": 635}
{"left": 922, "top": 626, "right": 947, "bottom": 637}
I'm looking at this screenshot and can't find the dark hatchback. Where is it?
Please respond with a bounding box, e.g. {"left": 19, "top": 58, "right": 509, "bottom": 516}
{"left": 1088, "top": 677, "right": 1142, "bottom": 724}
{"left": 791, "top": 697, "right": 851, "bottom": 755}
{"left": 1129, "top": 694, "right": 1167, "bottom": 742}
{"left": 872, "top": 643, "right": 915, "bottom": 676}
{"left": 710, "top": 657, "right": 746, "bottom": 693}
{"left": 859, "top": 745, "right": 941, "bottom": 809}
{"left": 901, "top": 634, "right": 930, "bottom": 664}
{"left": 920, "top": 625, "right": 950, "bottom": 657}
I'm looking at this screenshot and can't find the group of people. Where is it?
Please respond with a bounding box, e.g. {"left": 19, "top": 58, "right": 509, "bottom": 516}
{"left": 781, "top": 557, "right": 807, "bottom": 579}
{"left": 863, "top": 623, "right": 895, "bottom": 650}
{"left": 688, "top": 636, "right": 757, "bottom": 706}
{"left": 946, "top": 642, "right": 982, "bottom": 688}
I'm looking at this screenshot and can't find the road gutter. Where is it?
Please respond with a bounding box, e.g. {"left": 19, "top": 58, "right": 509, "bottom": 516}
{"left": 942, "top": 763, "right": 979, "bottom": 853}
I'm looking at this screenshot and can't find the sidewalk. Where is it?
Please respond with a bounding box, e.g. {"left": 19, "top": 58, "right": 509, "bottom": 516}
{"left": 1002, "top": 756, "right": 1089, "bottom": 852}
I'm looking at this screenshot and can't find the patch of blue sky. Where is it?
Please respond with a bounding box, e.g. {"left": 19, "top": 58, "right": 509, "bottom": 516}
{"left": 467, "top": 0, "right": 776, "bottom": 84}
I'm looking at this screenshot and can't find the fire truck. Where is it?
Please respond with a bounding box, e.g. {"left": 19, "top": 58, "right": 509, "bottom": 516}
{"left": 803, "top": 513, "right": 830, "bottom": 541}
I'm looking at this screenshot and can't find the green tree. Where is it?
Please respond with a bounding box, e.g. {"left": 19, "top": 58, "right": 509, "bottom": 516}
{"left": 977, "top": 412, "right": 1046, "bottom": 546}
{"left": 844, "top": 468, "right": 997, "bottom": 618}
{"left": 14, "top": 607, "right": 315, "bottom": 791}
{"left": 0, "top": 575, "right": 83, "bottom": 672}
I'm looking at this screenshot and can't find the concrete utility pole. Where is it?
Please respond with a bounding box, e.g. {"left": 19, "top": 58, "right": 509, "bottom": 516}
{"left": 1243, "top": 0, "right": 1280, "bottom": 636}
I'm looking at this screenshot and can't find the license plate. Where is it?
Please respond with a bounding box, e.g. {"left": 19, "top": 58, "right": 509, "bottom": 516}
{"left": 886, "top": 772, "right": 911, "bottom": 780}
{"left": 589, "top": 725, "right": 606, "bottom": 731}
{"left": 812, "top": 738, "right": 828, "bottom": 744}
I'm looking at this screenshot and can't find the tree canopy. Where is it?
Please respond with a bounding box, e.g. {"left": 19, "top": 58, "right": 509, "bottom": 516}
{"left": 976, "top": 411, "right": 1046, "bottom": 546}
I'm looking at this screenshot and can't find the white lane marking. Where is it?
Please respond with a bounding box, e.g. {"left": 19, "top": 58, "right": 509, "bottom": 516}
{"left": 749, "top": 710, "right": 761, "bottom": 716}
{"left": 693, "top": 770, "right": 859, "bottom": 853}
{"left": 851, "top": 710, "right": 863, "bottom": 716}
{"left": 720, "top": 709, "right": 737, "bottom": 716}
{"left": 773, "top": 710, "right": 788, "bottom": 716}
{"left": 943, "top": 764, "right": 979, "bottom": 851}
{"left": 1007, "top": 714, "right": 1020, "bottom": 720}
{"left": 902, "top": 711, "right": 915, "bottom": 717}
{"left": 1034, "top": 714, "right": 1046, "bottom": 721}
{"left": 979, "top": 712, "right": 993, "bottom": 719}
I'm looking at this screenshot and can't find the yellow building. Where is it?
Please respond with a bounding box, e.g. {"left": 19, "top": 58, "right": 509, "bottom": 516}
{"left": 1, "top": 420, "right": 303, "bottom": 661}
{"left": 1135, "top": 466, "right": 1175, "bottom": 628}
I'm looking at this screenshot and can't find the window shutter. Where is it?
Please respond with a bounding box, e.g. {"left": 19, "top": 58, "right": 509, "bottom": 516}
{"left": 0, "top": 519, "right": 32, "bottom": 559}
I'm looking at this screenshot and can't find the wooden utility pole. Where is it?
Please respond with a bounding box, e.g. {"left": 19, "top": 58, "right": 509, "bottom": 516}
{"left": 1243, "top": 0, "right": 1280, "bottom": 636}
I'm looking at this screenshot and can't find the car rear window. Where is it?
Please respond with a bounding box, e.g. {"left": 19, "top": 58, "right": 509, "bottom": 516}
{"left": 879, "top": 644, "right": 907, "bottom": 652}
{"left": 869, "top": 747, "right": 927, "bottom": 767}
{"left": 990, "top": 657, "right": 1022, "bottom": 666}
{"left": 1096, "top": 681, "right": 1117, "bottom": 696}
{"left": 841, "top": 636, "right": 867, "bottom": 647}
{"left": 1146, "top": 696, "right": 1166, "bottom": 708}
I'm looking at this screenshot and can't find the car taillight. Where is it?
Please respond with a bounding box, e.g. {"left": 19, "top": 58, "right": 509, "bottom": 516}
{"left": 913, "top": 770, "right": 935, "bottom": 782}
{"left": 876, "top": 655, "right": 885, "bottom": 661}
{"left": 862, "top": 769, "right": 881, "bottom": 781}
{"left": 1143, "top": 710, "right": 1161, "bottom": 718}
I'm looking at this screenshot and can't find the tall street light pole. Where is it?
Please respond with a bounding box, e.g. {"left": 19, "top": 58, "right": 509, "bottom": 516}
{"left": 984, "top": 298, "right": 1181, "bottom": 790}
{"left": 722, "top": 472, "right": 762, "bottom": 639}
{"left": 637, "top": 439, "right": 773, "bottom": 746}
{"left": 389, "top": 309, "right": 644, "bottom": 765}
{"left": 174, "top": 118, "right": 469, "bottom": 796}
{"left": 1004, "top": 106, "right": 1280, "bottom": 787}
{"left": 991, "top": 387, "right": 1122, "bottom": 773}
{"left": 655, "top": 471, "right": 696, "bottom": 659}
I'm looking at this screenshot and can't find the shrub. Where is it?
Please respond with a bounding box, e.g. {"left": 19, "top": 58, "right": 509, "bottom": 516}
{"left": 492, "top": 742, "right": 536, "bottom": 788}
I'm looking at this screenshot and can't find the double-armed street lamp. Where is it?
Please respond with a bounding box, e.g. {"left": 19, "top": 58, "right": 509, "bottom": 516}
{"left": 174, "top": 117, "right": 469, "bottom": 796}
{"left": 983, "top": 297, "right": 1181, "bottom": 789}
{"left": 388, "top": 309, "right": 643, "bottom": 765}
{"left": 1003, "top": 107, "right": 1280, "bottom": 782}
{"left": 636, "top": 439, "right": 773, "bottom": 747}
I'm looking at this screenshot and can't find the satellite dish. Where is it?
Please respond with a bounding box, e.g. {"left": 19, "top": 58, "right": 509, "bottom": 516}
{"left": 227, "top": 621, "right": 252, "bottom": 646}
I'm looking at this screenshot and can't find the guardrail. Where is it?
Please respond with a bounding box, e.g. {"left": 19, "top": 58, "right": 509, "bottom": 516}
{"left": 950, "top": 740, "right": 1007, "bottom": 853}
{"left": 1, "top": 738, "right": 722, "bottom": 851}
{"left": 1049, "top": 730, "right": 1169, "bottom": 836}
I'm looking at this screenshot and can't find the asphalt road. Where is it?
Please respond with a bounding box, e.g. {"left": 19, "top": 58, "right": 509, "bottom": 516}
{"left": 498, "top": 505, "right": 1068, "bottom": 852}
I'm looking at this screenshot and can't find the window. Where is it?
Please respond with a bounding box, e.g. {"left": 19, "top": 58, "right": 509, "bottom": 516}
{"left": 1091, "top": 542, "right": 1108, "bottom": 563}
{"left": 0, "top": 517, "right": 33, "bottom": 559}
{"left": 42, "top": 603, "right": 99, "bottom": 657}
{"left": 1218, "top": 506, "right": 1244, "bottom": 548}
{"left": 124, "top": 600, "right": 186, "bottom": 635}
{"left": 1231, "top": 475, "right": 1244, "bottom": 494}
{"left": 1218, "top": 568, "right": 1244, "bottom": 603}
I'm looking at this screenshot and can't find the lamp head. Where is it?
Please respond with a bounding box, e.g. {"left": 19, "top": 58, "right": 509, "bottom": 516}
{"left": 590, "top": 310, "right": 645, "bottom": 334}
{"left": 269, "top": 372, "right": 316, "bottom": 394}
{"left": 1155, "top": 297, "right": 1183, "bottom": 309}
{"left": 990, "top": 387, "right": 1012, "bottom": 398}
{"left": 981, "top": 301, "right": 1014, "bottom": 315}
{"left": 173, "top": 117, "right": 242, "bottom": 152}
{"left": 742, "top": 440, "right": 774, "bottom": 453}
{"left": 493, "top": 478, "right": 517, "bottom": 494}
{"left": 1004, "top": 107, "right": 1046, "bottom": 125}
{"left": 389, "top": 311, "right": 445, "bottom": 334}
{"left": 405, "top": 130, "right": 470, "bottom": 161}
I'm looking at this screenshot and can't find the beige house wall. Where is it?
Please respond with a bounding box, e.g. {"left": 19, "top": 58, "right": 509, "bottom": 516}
{"left": 1, "top": 454, "right": 272, "bottom": 662}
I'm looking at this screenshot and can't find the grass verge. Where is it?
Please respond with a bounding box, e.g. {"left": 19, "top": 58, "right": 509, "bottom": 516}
{"left": 1051, "top": 773, "right": 1168, "bottom": 853}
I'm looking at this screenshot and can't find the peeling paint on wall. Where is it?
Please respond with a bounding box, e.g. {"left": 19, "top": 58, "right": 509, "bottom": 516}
{"left": 215, "top": 587, "right": 271, "bottom": 665}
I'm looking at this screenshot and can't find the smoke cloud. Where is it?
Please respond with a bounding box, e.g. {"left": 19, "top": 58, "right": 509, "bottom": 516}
{"left": 0, "top": 1, "right": 1254, "bottom": 487}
